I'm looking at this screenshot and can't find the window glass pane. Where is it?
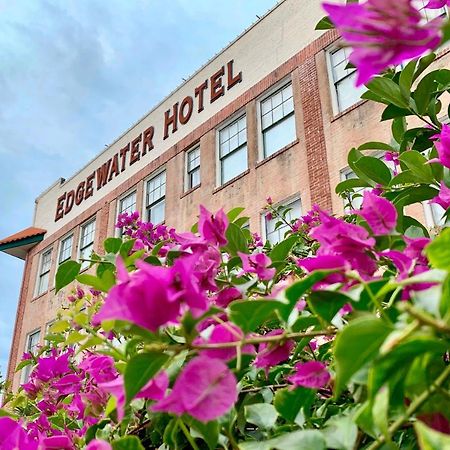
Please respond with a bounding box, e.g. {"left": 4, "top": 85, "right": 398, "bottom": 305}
{"left": 147, "top": 172, "right": 166, "bottom": 206}
{"left": 148, "top": 199, "right": 165, "bottom": 224}
{"left": 81, "top": 221, "right": 95, "bottom": 248}
{"left": 59, "top": 235, "right": 73, "bottom": 264}
{"left": 37, "top": 272, "right": 49, "bottom": 295}
{"left": 265, "top": 199, "right": 301, "bottom": 245}
{"left": 187, "top": 147, "right": 200, "bottom": 171}
{"left": 119, "top": 191, "right": 137, "bottom": 215}
{"left": 263, "top": 114, "right": 296, "bottom": 157}
{"left": 260, "top": 83, "right": 294, "bottom": 131}
{"left": 430, "top": 202, "right": 446, "bottom": 226}
{"left": 219, "top": 116, "right": 247, "bottom": 157}
{"left": 189, "top": 167, "right": 201, "bottom": 189}
{"left": 221, "top": 145, "right": 248, "bottom": 184}
{"left": 336, "top": 73, "right": 366, "bottom": 112}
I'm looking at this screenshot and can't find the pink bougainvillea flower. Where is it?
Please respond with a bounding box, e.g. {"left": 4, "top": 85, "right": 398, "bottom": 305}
{"left": 79, "top": 354, "right": 118, "bottom": 384}
{"left": 238, "top": 252, "right": 276, "bottom": 281}
{"left": 152, "top": 356, "right": 238, "bottom": 422}
{"left": 323, "top": 0, "right": 442, "bottom": 86}
{"left": 431, "top": 124, "right": 450, "bottom": 168}
{"left": 53, "top": 374, "right": 83, "bottom": 396}
{"left": 355, "top": 190, "right": 398, "bottom": 235}
{"left": 215, "top": 287, "right": 242, "bottom": 308}
{"left": 86, "top": 440, "right": 113, "bottom": 450}
{"left": 404, "top": 236, "right": 430, "bottom": 266}
{"left": 41, "top": 435, "right": 74, "bottom": 449}
{"left": 198, "top": 205, "right": 229, "bottom": 247}
{"left": 196, "top": 323, "right": 254, "bottom": 361}
{"left": 425, "top": 0, "right": 449, "bottom": 8}
{"left": 431, "top": 181, "right": 450, "bottom": 211}
{"left": 33, "top": 350, "right": 72, "bottom": 382}
{"left": 298, "top": 254, "right": 349, "bottom": 273}
{"left": 93, "top": 260, "right": 180, "bottom": 332}
{"left": 254, "top": 329, "right": 295, "bottom": 374}
{"left": 100, "top": 372, "right": 168, "bottom": 421}
{"left": 0, "top": 417, "right": 37, "bottom": 450}
{"left": 288, "top": 361, "right": 331, "bottom": 389}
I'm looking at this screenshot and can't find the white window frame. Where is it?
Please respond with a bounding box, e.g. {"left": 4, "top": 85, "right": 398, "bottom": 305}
{"left": 79, "top": 218, "right": 96, "bottom": 270}
{"left": 145, "top": 169, "right": 166, "bottom": 224}
{"left": 216, "top": 112, "right": 248, "bottom": 186}
{"left": 36, "top": 248, "right": 52, "bottom": 296}
{"left": 116, "top": 190, "right": 137, "bottom": 236}
{"left": 58, "top": 234, "right": 73, "bottom": 265}
{"left": 185, "top": 146, "right": 201, "bottom": 191}
{"left": 423, "top": 201, "right": 446, "bottom": 228}
{"left": 326, "top": 45, "right": 367, "bottom": 115}
{"left": 22, "top": 328, "right": 41, "bottom": 382}
{"left": 261, "top": 196, "right": 302, "bottom": 245}
{"left": 257, "top": 78, "right": 296, "bottom": 160}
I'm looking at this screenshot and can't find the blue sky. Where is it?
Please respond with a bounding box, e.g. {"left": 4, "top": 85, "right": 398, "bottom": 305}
{"left": 0, "top": 0, "right": 277, "bottom": 380}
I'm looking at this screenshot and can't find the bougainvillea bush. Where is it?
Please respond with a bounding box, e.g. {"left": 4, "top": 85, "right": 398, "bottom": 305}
{"left": 2, "top": 0, "right": 450, "bottom": 448}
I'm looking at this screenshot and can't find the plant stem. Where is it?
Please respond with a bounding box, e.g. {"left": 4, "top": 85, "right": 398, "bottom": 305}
{"left": 367, "top": 364, "right": 450, "bottom": 450}
{"left": 191, "top": 328, "right": 336, "bottom": 350}
{"left": 402, "top": 303, "right": 450, "bottom": 334}
{"left": 178, "top": 418, "right": 200, "bottom": 450}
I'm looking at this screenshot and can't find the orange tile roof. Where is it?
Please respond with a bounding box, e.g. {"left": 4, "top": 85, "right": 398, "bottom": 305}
{"left": 0, "top": 227, "right": 46, "bottom": 246}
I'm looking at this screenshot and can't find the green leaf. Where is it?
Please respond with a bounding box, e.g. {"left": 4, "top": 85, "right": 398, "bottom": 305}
{"left": 335, "top": 178, "right": 370, "bottom": 195}
{"left": 399, "top": 59, "right": 417, "bottom": 101}
{"left": 55, "top": 260, "right": 81, "bottom": 293}
{"left": 308, "top": 290, "right": 350, "bottom": 324}
{"left": 66, "top": 331, "right": 86, "bottom": 345}
{"left": 358, "top": 141, "right": 394, "bottom": 151}
{"left": 373, "top": 386, "right": 390, "bottom": 441}
{"left": 112, "top": 436, "right": 145, "bottom": 450}
{"left": 414, "top": 71, "right": 438, "bottom": 115}
{"left": 426, "top": 228, "right": 450, "bottom": 271}
{"left": 414, "top": 420, "right": 450, "bottom": 450}
{"left": 412, "top": 53, "right": 437, "bottom": 83}
{"left": 322, "top": 414, "right": 358, "bottom": 450}
{"left": 229, "top": 299, "right": 283, "bottom": 332}
{"left": 392, "top": 117, "right": 407, "bottom": 144}
{"left": 354, "top": 156, "right": 392, "bottom": 186}
{"left": 120, "top": 239, "right": 135, "bottom": 259}
{"left": 245, "top": 403, "right": 278, "bottom": 429}
{"left": 274, "top": 387, "right": 315, "bottom": 423}
{"left": 291, "top": 315, "right": 320, "bottom": 332}
{"left": 334, "top": 316, "right": 392, "bottom": 396}
{"left": 283, "top": 271, "right": 331, "bottom": 321}
{"left": 388, "top": 170, "right": 418, "bottom": 186}
{"left": 104, "top": 237, "right": 122, "bottom": 254}
{"left": 187, "top": 419, "right": 219, "bottom": 450}
{"left": 225, "top": 222, "right": 248, "bottom": 255}
{"left": 381, "top": 104, "right": 413, "bottom": 120}
{"left": 269, "top": 235, "right": 297, "bottom": 262}
{"left": 240, "top": 430, "right": 326, "bottom": 450}
{"left": 49, "top": 319, "right": 70, "bottom": 333}
{"left": 227, "top": 206, "right": 245, "bottom": 222}
{"left": 399, "top": 151, "right": 435, "bottom": 183}
{"left": 366, "top": 77, "right": 409, "bottom": 109}
{"left": 315, "top": 15, "right": 334, "bottom": 30}
{"left": 124, "top": 352, "right": 169, "bottom": 403}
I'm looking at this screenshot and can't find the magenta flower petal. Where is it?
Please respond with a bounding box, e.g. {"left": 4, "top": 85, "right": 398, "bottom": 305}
{"left": 356, "top": 190, "right": 397, "bottom": 235}
{"left": 431, "top": 181, "right": 450, "bottom": 211}
{"left": 254, "top": 329, "right": 295, "bottom": 373}
{"left": 135, "top": 371, "right": 169, "bottom": 401}
{"left": 238, "top": 252, "right": 276, "bottom": 281}
{"left": 86, "top": 440, "right": 113, "bottom": 450}
{"left": 198, "top": 205, "right": 229, "bottom": 247}
{"left": 323, "top": 0, "right": 442, "bottom": 86}
{"left": 93, "top": 264, "right": 180, "bottom": 332}
{"left": 152, "top": 356, "right": 238, "bottom": 422}
{"left": 431, "top": 124, "right": 450, "bottom": 168}
{"left": 425, "top": 0, "right": 448, "bottom": 8}
{"left": 288, "top": 361, "right": 330, "bottom": 389}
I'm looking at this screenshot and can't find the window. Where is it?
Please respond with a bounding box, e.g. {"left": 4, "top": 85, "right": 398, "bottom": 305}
{"left": 328, "top": 47, "right": 366, "bottom": 113}
{"left": 79, "top": 220, "right": 95, "bottom": 270}
{"left": 264, "top": 198, "right": 301, "bottom": 245}
{"left": 413, "top": 0, "right": 447, "bottom": 21}
{"left": 22, "top": 329, "right": 40, "bottom": 382}
{"left": 146, "top": 171, "right": 166, "bottom": 224}
{"left": 424, "top": 201, "right": 446, "bottom": 228}
{"left": 219, "top": 115, "right": 248, "bottom": 184}
{"left": 341, "top": 170, "right": 367, "bottom": 210}
{"left": 118, "top": 191, "right": 137, "bottom": 216}
{"left": 58, "top": 235, "right": 73, "bottom": 265}
{"left": 36, "top": 249, "right": 52, "bottom": 296}
{"left": 186, "top": 147, "right": 201, "bottom": 190}
{"left": 260, "top": 83, "right": 296, "bottom": 157}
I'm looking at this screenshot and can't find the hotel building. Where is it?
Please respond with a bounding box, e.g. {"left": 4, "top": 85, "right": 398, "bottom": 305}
{"left": 1, "top": 0, "right": 448, "bottom": 390}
